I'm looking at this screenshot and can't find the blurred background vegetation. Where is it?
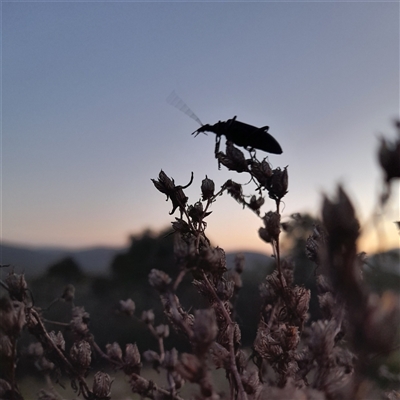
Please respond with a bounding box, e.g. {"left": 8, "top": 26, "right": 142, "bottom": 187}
{"left": 13, "top": 218, "right": 398, "bottom": 366}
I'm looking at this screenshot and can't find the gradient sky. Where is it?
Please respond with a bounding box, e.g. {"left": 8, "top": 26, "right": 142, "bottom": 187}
{"left": 2, "top": 2, "right": 399, "bottom": 255}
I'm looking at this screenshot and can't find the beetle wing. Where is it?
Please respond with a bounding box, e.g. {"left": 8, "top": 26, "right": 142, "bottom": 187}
{"left": 228, "top": 121, "right": 283, "bottom": 154}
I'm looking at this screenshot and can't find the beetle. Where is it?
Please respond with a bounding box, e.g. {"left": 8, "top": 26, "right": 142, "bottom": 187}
{"left": 167, "top": 91, "right": 283, "bottom": 155}
{"left": 193, "top": 116, "right": 283, "bottom": 155}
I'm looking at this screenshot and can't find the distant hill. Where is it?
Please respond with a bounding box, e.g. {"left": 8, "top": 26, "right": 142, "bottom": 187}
{"left": 1, "top": 240, "right": 397, "bottom": 279}
{"left": 0, "top": 242, "right": 124, "bottom": 277}
{"left": 0, "top": 242, "right": 272, "bottom": 278}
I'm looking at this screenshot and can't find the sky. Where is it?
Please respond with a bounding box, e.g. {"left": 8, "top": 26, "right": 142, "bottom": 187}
{"left": 2, "top": 1, "right": 399, "bottom": 255}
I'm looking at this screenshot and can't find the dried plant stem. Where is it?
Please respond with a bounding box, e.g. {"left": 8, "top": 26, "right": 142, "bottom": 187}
{"left": 29, "top": 309, "right": 92, "bottom": 397}
{"left": 201, "top": 271, "right": 248, "bottom": 400}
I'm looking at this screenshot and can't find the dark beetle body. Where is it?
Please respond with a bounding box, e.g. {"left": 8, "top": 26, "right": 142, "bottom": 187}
{"left": 194, "top": 116, "right": 283, "bottom": 155}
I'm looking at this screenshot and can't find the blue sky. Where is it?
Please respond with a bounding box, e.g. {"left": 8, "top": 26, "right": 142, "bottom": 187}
{"left": 2, "top": 2, "right": 399, "bottom": 254}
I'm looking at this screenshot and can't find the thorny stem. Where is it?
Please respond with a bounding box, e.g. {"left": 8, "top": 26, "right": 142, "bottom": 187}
{"left": 201, "top": 271, "right": 248, "bottom": 400}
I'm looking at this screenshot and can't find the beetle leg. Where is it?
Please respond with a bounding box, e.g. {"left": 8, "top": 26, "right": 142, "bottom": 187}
{"left": 215, "top": 135, "right": 221, "bottom": 155}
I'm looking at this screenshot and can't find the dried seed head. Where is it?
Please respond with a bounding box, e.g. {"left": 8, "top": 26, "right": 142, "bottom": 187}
{"left": 148, "top": 269, "right": 172, "bottom": 292}
{"left": 49, "top": 331, "right": 65, "bottom": 351}
{"left": 171, "top": 218, "right": 191, "bottom": 234}
{"left": 250, "top": 159, "right": 273, "bottom": 187}
{"left": 200, "top": 246, "right": 227, "bottom": 274}
{"left": 106, "top": 342, "right": 123, "bottom": 362}
{"left": 201, "top": 176, "right": 215, "bottom": 200}
{"left": 152, "top": 170, "right": 175, "bottom": 195}
{"left": 188, "top": 201, "right": 205, "bottom": 223}
{"left": 164, "top": 348, "right": 178, "bottom": 370}
{"left": 177, "top": 353, "right": 202, "bottom": 382}
{"left": 193, "top": 309, "right": 218, "bottom": 353}
{"left": 5, "top": 272, "right": 27, "bottom": 301}
{"left": 155, "top": 324, "right": 170, "bottom": 338}
{"left": 268, "top": 167, "right": 288, "bottom": 201}
{"left": 241, "top": 369, "right": 261, "bottom": 395}
{"left": 70, "top": 340, "right": 91, "bottom": 371}
{"left": 141, "top": 309, "right": 155, "bottom": 325}
{"left": 260, "top": 211, "right": 281, "bottom": 243}
{"left": 224, "top": 141, "right": 249, "bottom": 173}
{"left": 216, "top": 279, "right": 235, "bottom": 301}
{"left": 118, "top": 298, "right": 135, "bottom": 316}
{"left": 124, "top": 343, "right": 141, "bottom": 373}
{"left": 70, "top": 306, "right": 90, "bottom": 337}
{"left": 61, "top": 284, "right": 75, "bottom": 302}
{"left": 247, "top": 195, "right": 265, "bottom": 216}
{"left": 92, "top": 371, "right": 113, "bottom": 399}
{"left": 0, "top": 298, "right": 26, "bottom": 336}
{"left": 223, "top": 180, "right": 244, "bottom": 205}
{"left": 152, "top": 170, "right": 193, "bottom": 215}
{"left": 27, "top": 342, "right": 44, "bottom": 358}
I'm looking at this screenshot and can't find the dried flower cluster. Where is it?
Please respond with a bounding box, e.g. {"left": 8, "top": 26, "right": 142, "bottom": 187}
{"left": 0, "top": 122, "right": 399, "bottom": 399}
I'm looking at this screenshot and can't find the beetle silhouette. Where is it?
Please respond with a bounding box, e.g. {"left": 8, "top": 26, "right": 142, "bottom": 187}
{"left": 167, "top": 91, "right": 283, "bottom": 155}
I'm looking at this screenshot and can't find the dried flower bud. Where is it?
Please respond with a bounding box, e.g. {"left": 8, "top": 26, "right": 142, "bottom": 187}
{"left": 177, "top": 353, "right": 202, "bottom": 382}
{"left": 0, "top": 298, "right": 26, "bottom": 336}
{"left": 247, "top": 195, "right": 265, "bottom": 215}
{"left": 155, "top": 324, "right": 170, "bottom": 338}
{"left": 241, "top": 369, "right": 261, "bottom": 395}
{"left": 141, "top": 309, "right": 155, "bottom": 325}
{"left": 267, "top": 167, "right": 288, "bottom": 201}
{"left": 260, "top": 211, "right": 281, "bottom": 243}
{"left": 124, "top": 343, "right": 141, "bottom": 373}
{"left": 70, "top": 340, "right": 91, "bottom": 371}
{"left": 61, "top": 284, "right": 75, "bottom": 302}
{"left": 223, "top": 141, "right": 249, "bottom": 173}
{"left": 148, "top": 269, "right": 172, "bottom": 292}
{"left": 118, "top": 298, "right": 135, "bottom": 316}
{"left": 193, "top": 309, "right": 218, "bottom": 354}
{"left": 92, "top": 371, "right": 113, "bottom": 399}
{"left": 223, "top": 180, "right": 244, "bottom": 205}
{"left": 199, "top": 246, "right": 226, "bottom": 274}
{"left": 5, "top": 272, "right": 27, "bottom": 301}
{"left": 49, "top": 331, "right": 65, "bottom": 351}
{"left": 151, "top": 170, "right": 175, "bottom": 195}
{"left": 201, "top": 176, "right": 215, "bottom": 200}
{"left": 70, "top": 307, "right": 90, "bottom": 337}
{"left": 143, "top": 349, "right": 159, "bottom": 363}
{"left": 188, "top": 201, "right": 205, "bottom": 223}
{"left": 216, "top": 279, "right": 235, "bottom": 301}
{"left": 171, "top": 218, "right": 190, "bottom": 234}
{"left": 27, "top": 342, "right": 44, "bottom": 358}
{"left": 164, "top": 348, "right": 178, "bottom": 370}
{"left": 106, "top": 342, "right": 123, "bottom": 362}
{"left": 143, "top": 349, "right": 160, "bottom": 371}
{"left": 250, "top": 159, "right": 273, "bottom": 187}
{"left": 152, "top": 170, "right": 193, "bottom": 215}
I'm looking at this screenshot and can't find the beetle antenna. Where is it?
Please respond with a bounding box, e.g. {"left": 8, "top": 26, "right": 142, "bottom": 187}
{"left": 167, "top": 91, "right": 203, "bottom": 126}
